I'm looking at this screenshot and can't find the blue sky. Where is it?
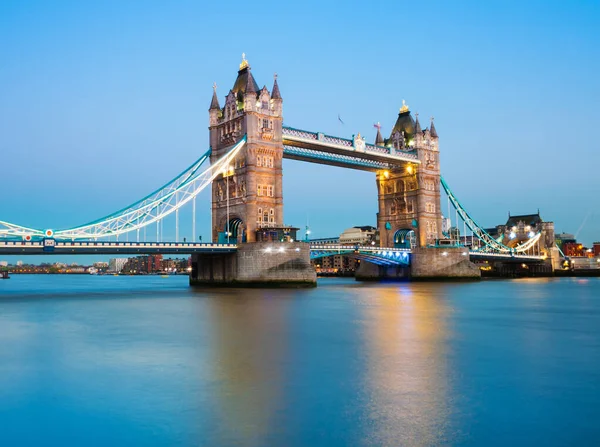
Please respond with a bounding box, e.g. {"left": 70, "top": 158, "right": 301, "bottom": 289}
{"left": 1, "top": 0, "right": 599, "bottom": 263}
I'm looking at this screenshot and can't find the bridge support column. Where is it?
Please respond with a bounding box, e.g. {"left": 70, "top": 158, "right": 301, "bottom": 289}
{"left": 410, "top": 247, "right": 480, "bottom": 280}
{"left": 190, "top": 242, "right": 316, "bottom": 287}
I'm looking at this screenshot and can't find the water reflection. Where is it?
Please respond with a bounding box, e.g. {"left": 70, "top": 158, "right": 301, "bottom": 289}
{"left": 202, "top": 289, "right": 294, "bottom": 446}
{"left": 359, "top": 283, "right": 456, "bottom": 446}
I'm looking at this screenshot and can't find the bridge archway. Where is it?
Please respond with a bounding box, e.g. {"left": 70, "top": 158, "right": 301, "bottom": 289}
{"left": 225, "top": 217, "right": 245, "bottom": 243}
{"left": 394, "top": 229, "right": 416, "bottom": 249}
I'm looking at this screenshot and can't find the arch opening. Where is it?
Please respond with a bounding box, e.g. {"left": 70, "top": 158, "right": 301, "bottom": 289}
{"left": 394, "top": 229, "right": 416, "bottom": 249}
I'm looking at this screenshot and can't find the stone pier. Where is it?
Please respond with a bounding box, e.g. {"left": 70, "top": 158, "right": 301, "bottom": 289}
{"left": 190, "top": 242, "right": 316, "bottom": 287}
{"left": 356, "top": 247, "right": 480, "bottom": 281}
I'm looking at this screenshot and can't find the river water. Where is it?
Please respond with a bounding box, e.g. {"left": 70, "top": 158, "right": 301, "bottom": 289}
{"left": 0, "top": 275, "right": 599, "bottom": 446}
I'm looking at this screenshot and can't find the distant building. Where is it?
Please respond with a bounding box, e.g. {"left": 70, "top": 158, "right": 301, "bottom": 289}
{"left": 311, "top": 255, "right": 359, "bottom": 275}
{"left": 339, "top": 226, "right": 377, "bottom": 245}
{"left": 109, "top": 258, "right": 128, "bottom": 273}
{"left": 93, "top": 262, "right": 109, "bottom": 269}
{"left": 0, "top": 261, "right": 7, "bottom": 267}
{"left": 563, "top": 242, "right": 585, "bottom": 257}
{"left": 16, "top": 260, "right": 23, "bottom": 266}
{"left": 594, "top": 242, "right": 600, "bottom": 257}
{"left": 555, "top": 233, "right": 576, "bottom": 249}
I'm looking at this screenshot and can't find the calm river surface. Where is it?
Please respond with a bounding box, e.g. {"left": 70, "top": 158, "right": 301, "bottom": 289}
{"left": 1, "top": 275, "right": 599, "bottom": 446}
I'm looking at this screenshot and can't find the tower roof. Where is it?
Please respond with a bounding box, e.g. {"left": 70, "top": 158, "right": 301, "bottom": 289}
{"left": 415, "top": 113, "right": 422, "bottom": 133}
{"left": 209, "top": 83, "right": 220, "bottom": 110}
{"left": 389, "top": 101, "right": 416, "bottom": 141}
{"left": 231, "top": 54, "right": 260, "bottom": 97}
{"left": 271, "top": 74, "right": 281, "bottom": 100}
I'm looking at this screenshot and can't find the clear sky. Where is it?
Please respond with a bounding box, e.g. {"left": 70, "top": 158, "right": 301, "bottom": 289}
{"left": 1, "top": 0, "right": 599, "bottom": 263}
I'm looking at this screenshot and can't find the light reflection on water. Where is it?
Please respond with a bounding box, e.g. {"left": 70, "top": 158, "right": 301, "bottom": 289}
{"left": 1, "top": 275, "right": 600, "bottom": 446}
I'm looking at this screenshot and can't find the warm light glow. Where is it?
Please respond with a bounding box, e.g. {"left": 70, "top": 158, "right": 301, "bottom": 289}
{"left": 383, "top": 170, "right": 390, "bottom": 179}
{"left": 406, "top": 165, "right": 414, "bottom": 174}
{"left": 265, "top": 247, "right": 272, "bottom": 253}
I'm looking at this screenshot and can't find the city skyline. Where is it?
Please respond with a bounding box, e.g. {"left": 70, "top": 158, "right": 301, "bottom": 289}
{"left": 1, "top": 0, "right": 599, "bottom": 257}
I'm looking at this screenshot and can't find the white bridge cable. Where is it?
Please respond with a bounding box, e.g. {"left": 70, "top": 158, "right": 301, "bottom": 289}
{"left": 0, "top": 221, "right": 45, "bottom": 238}
{"left": 440, "top": 177, "right": 541, "bottom": 254}
{"left": 51, "top": 137, "right": 247, "bottom": 240}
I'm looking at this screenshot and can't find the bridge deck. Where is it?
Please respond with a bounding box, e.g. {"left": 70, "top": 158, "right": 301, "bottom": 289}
{"left": 0, "top": 240, "right": 547, "bottom": 265}
{"left": 0, "top": 241, "right": 237, "bottom": 255}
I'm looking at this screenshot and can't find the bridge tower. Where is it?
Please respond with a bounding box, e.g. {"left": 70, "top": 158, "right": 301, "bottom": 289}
{"left": 376, "top": 102, "right": 443, "bottom": 248}
{"left": 209, "top": 54, "right": 284, "bottom": 243}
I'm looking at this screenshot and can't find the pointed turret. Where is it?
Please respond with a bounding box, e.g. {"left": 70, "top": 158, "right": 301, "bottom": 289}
{"left": 415, "top": 113, "right": 422, "bottom": 134}
{"left": 209, "top": 83, "right": 220, "bottom": 110}
{"left": 374, "top": 122, "right": 384, "bottom": 145}
{"left": 271, "top": 73, "right": 281, "bottom": 99}
{"left": 430, "top": 116, "right": 438, "bottom": 138}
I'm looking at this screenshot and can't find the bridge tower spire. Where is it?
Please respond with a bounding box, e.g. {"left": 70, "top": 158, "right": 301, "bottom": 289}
{"left": 208, "top": 54, "right": 284, "bottom": 243}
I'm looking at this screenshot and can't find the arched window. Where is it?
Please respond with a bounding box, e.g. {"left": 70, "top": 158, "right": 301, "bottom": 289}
{"left": 269, "top": 209, "right": 275, "bottom": 223}
{"left": 397, "top": 180, "right": 404, "bottom": 193}
{"left": 257, "top": 155, "right": 262, "bottom": 167}
{"left": 257, "top": 208, "right": 263, "bottom": 223}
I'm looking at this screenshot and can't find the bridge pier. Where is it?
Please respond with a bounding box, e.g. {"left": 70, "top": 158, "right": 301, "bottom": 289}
{"left": 410, "top": 247, "right": 480, "bottom": 279}
{"left": 355, "top": 247, "right": 480, "bottom": 281}
{"left": 190, "top": 242, "right": 316, "bottom": 288}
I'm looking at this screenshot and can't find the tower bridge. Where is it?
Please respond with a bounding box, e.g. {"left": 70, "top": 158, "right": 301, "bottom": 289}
{"left": 0, "top": 55, "right": 561, "bottom": 285}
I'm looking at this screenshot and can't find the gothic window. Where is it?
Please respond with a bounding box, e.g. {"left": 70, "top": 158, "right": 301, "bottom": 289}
{"left": 385, "top": 184, "right": 393, "bottom": 194}
{"left": 269, "top": 208, "right": 275, "bottom": 223}
{"left": 397, "top": 180, "right": 404, "bottom": 193}
{"left": 262, "top": 119, "right": 270, "bottom": 129}
{"left": 267, "top": 185, "right": 273, "bottom": 197}
{"left": 257, "top": 185, "right": 261, "bottom": 196}
{"left": 263, "top": 210, "right": 269, "bottom": 223}
{"left": 258, "top": 208, "right": 263, "bottom": 223}
{"left": 262, "top": 101, "right": 268, "bottom": 110}
{"left": 257, "top": 155, "right": 262, "bottom": 167}
{"left": 408, "top": 200, "right": 414, "bottom": 213}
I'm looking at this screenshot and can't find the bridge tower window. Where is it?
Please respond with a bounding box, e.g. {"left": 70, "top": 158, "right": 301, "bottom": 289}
{"left": 257, "top": 155, "right": 262, "bottom": 167}
{"left": 257, "top": 208, "right": 263, "bottom": 223}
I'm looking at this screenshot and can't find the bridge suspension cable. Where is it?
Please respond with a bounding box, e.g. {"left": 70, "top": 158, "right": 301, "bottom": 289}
{"left": 440, "top": 176, "right": 541, "bottom": 254}
{"left": 0, "top": 137, "right": 246, "bottom": 240}
{"left": 53, "top": 137, "right": 246, "bottom": 240}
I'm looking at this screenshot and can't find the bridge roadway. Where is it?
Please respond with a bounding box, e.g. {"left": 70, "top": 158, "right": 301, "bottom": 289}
{"left": 0, "top": 240, "right": 546, "bottom": 264}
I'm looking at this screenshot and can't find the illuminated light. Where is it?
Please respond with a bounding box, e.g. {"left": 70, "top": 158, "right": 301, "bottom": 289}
{"left": 383, "top": 170, "right": 390, "bottom": 179}
{"left": 265, "top": 247, "right": 272, "bottom": 253}
{"left": 406, "top": 165, "right": 414, "bottom": 174}
{"left": 512, "top": 226, "right": 517, "bottom": 232}
{"left": 528, "top": 231, "right": 535, "bottom": 238}
{"left": 306, "top": 230, "right": 311, "bottom": 235}
{"left": 289, "top": 239, "right": 294, "bottom": 243}
{"left": 402, "top": 252, "right": 408, "bottom": 258}
{"left": 441, "top": 251, "right": 448, "bottom": 256}
{"left": 45, "top": 230, "right": 54, "bottom": 237}
{"left": 509, "top": 232, "right": 516, "bottom": 239}
{"left": 278, "top": 247, "right": 285, "bottom": 253}
{"left": 295, "top": 248, "right": 300, "bottom": 252}
{"left": 383, "top": 251, "right": 388, "bottom": 256}
{"left": 462, "top": 252, "right": 468, "bottom": 256}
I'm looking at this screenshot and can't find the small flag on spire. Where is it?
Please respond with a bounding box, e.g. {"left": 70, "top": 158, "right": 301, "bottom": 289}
{"left": 338, "top": 114, "right": 344, "bottom": 125}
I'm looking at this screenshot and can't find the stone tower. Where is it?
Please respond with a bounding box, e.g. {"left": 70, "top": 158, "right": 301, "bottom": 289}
{"left": 209, "top": 55, "right": 284, "bottom": 243}
{"left": 376, "top": 102, "right": 443, "bottom": 247}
